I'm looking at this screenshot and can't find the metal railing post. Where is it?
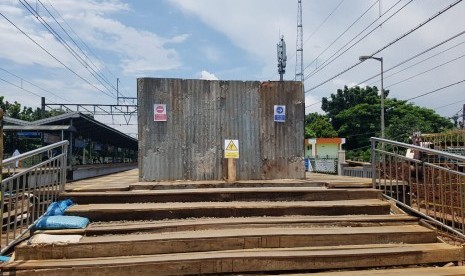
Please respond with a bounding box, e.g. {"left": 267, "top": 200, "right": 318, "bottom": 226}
{"left": 1, "top": 140, "right": 69, "bottom": 255}
{"left": 371, "top": 139, "right": 376, "bottom": 189}
{"left": 371, "top": 136, "right": 465, "bottom": 240}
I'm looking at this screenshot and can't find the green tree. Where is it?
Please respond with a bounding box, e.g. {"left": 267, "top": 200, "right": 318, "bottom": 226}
{"left": 385, "top": 100, "right": 453, "bottom": 143}
{"left": 304, "top": 113, "right": 337, "bottom": 138}
{"left": 321, "top": 85, "right": 388, "bottom": 130}
{"left": 319, "top": 86, "right": 453, "bottom": 160}
{"left": 1, "top": 96, "right": 67, "bottom": 155}
{"left": 335, "top": 103, "right": 379, "bottom": 150}
{"left": 0, "top": 96, "right": 64, "bottom": 121}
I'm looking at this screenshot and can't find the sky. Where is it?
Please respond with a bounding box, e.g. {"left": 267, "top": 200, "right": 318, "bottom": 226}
{"left": 1, "top": 0, "right": 465, "bottom": 137}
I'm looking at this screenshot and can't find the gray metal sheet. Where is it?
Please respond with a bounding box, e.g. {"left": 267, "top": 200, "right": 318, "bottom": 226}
{"left": 138, "top": 78, "right": 304, "bottom": 181}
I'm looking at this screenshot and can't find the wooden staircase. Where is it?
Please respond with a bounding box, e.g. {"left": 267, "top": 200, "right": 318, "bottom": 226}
{"left": 1, "top": 178, "right": 464, "bottom": 275}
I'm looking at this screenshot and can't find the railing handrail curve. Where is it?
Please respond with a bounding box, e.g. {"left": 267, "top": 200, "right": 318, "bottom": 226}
{"left": 371, "top": 137, "right": 465, "bottom": 161}
{"left": 2, "top": 140, "right": 69, "bottom": 166}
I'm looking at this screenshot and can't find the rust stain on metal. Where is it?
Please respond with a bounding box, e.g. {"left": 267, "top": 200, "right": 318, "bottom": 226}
{"left": 138, "top": 78, "right": 304, "bottom": 181}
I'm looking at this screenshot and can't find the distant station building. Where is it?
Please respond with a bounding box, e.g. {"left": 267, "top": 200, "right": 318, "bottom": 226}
{"left": 3, "top": 112, "right": 137, "bottom": 180}
{"left": 305, "top": 138, "right": 346, "bottom": 159}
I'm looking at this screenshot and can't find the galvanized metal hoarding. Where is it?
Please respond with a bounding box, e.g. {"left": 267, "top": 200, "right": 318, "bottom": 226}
{"left": 138, "top": 78, "right": 304, "bottom": 181}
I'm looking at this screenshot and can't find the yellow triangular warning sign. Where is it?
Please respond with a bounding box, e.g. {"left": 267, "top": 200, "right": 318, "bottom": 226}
{"left": 226, "top": 140, "right": 238, "bottom": 151}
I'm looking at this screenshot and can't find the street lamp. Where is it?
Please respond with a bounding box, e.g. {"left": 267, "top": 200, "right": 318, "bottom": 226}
{"left": 359, "top": 55, "right": 384, "bottom": 139}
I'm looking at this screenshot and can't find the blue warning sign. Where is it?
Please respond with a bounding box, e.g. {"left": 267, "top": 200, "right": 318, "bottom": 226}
{"left": 274, "top": 105, "right": 286, "bottom": 122}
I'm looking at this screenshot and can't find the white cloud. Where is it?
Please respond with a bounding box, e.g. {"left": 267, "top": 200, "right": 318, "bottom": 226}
{"left": 199, "top": 70, "right": 218, "bottom": 80}
{"left": 0, "top": 0, "right": 187, "bottom": 76}
{"left": 55, "top": 3, "right": 187, "bottom": 75}
{"left": 167, "top": 0, "right": 465, "bottom": 117}
{"left": 168, "top": 34, "right": 190, "bottom": 44}
{"left": 201, "top": 46, "right": 222, "bottom": 63}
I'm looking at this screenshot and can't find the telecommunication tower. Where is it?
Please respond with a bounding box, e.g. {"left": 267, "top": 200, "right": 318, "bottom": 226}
{"left": 295, "top": 0, "right": 304, "bottom": 82}
{"left": 277, "top": 36, "right": 287, "bottom": 81}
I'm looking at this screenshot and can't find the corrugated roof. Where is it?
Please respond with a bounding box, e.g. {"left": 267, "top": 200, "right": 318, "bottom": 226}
{"left": 4, "top": 125, "right": 76, "bottom": 131}
{"left": 3, "top": 116, "right": 30, "bottom": 126}
{"left": 4, "top": 112, "right": 137, "bottom": 149}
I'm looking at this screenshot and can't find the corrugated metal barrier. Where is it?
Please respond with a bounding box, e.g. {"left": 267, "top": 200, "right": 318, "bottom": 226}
{"left": 137, "top": 78, "right": 304, "bottom": 181}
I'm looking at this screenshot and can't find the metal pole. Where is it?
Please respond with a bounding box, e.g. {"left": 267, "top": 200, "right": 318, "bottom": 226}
{"left": 380, "top": 58, "right": 385, "bottom": 139}
{"left": 0, "top": 108, "right": 3, "bottom": 181}
{"left": 462, "top": 104, "right": 465, "bottom": 129}
{"left": 116, "top": 78, "right": 119, "bottom": 105}
{"left": 371, "top": 139, "right": 376, "bottom": 188}
{"left": 41, "top": 97, "right": 46, "bottom": 119}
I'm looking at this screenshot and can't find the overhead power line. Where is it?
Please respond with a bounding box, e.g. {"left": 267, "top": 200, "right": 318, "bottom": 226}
{"left": 305, "top": 0, "right": 463, "bottom": 93}
{"left": 20, "top": 0, "right": 117, "bottom": 98}
{"left": 385, "top": 52, "right": 465, "bottom": 89}
{"left": 43, "top": 0, "right": 137, "bottom": 102}
{"left": 44, "top": 0, "right": 118, "bottom": 81}
{"left": 40, "top": 0, "right": 125, "bottom": 97}
{"left": 304, "top": 0, "right": 409, "bottom": 80}
{"left": 434, "top": 99, "right": 465, "bottom": 110}
{"left": 303, "top": 0, "right": 345, "bottom": 47}
{"left": 287, "top": 0, "right": 345, "bottom": 78}
{"left": 0, "top": 11, "right": 115, "bottom": 99}
{"left": 405, "top": 78, "right": 465, "bottom": 102}
{"left": 304, "top": 0, "right": 379, "bottom": 73}
{"left": 0, "top": 67, "right": 70, "bottom": 103}
{"left": 305, "top": 100, "right": 322, "bottom": 108}
{"left": 357, "top": 29, "right": 465, "bottom": 86}
{"left": 37, "top": 0, "right": 118, "bottom": 93}
{"left": 366, "top": 37, "right": 465, "bottom": 86}
{"left": 0, "top": 76, "right": 60, "bottom": 103}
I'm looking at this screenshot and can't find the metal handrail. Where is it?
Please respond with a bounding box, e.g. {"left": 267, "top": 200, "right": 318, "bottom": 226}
{"left": 371, "top": 137, "right": 465, "bottom": 240}
{"left": 1, "top": 140, "right": 69, "bottom": 255}
{"left": 372, "top": 137, "right": 465, "bottom": 161}
{"left": 2, "top": 140, "right": 69, "bottom": 166}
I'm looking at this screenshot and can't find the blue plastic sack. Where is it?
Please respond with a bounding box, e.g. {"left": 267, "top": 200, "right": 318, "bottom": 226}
{"left": 0, "top": 256, "right": 10, "bottom": 262}
{"left": 44, "top": 199, "right": 75, "bottom": 216}
{"left": 35, "top": 215, "right": 89, "bottom": 230}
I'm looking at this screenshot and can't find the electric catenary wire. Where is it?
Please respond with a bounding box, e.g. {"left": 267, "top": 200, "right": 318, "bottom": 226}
{"left": 304, "top": 0, "right": 345, "bottom": 46}
{"left": 39, "top": 0, "right": 125, "bottom": 97}
{"left": 304, "top": 0, "right": 409, "bottom": 80}
{"left": 304, "top": 0, "right": 379, "bottom": 73}
{"left": 385, "top": 53, "right": 465, "bottom": 89}
{"left": 44, "top": 0, "right": 120, "bottom": 84}
{"left": 0, "top": 11, "right": 115, "bottom": 99}
{"left": 404, "top": 78, "right": 465, "bottom": 102}
{"left": 0, "top": 67, "right": 70, "bottom": 103}
{"left": 356, "top": 29, "right": 465, "bottom": 86}
{"left": 305, "top": 0, "right": 463, "bottom": 94}
{"left": 20, "top": 0, "right": 117, "bottom": 98}
{"left": 37, "top": 0, "right": 118, "bottom": 93}
{"left": 366, "top": 37, "right": 465, "bottom": 86}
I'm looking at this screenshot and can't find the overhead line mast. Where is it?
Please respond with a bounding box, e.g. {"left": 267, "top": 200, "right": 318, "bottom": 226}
{"left": 295, "top": 0, "right": 304, "bottom": 82}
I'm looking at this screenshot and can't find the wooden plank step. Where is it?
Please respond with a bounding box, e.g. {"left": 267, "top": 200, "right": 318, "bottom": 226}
{"left": 2, "top": 243, "right": 463, "bottom": 275}
{"left": 308, "top": 173, "right": 372, "bottom": 189}
{"left": 66, "top": 179, "right": 323, "bottom": 192}
{"left": 283, "top": 266, "right": 465, "bottom": 275}
{"left": 16, "top": 225, "right": 438, "bottom": 260}
{"left": 65, "top": 199, "right": 391, "bottom": 221}
{"left": 60, "top": 187, "right": 382, "bottom": 204}
{"left": 35, "top": 214, "right": 419, "bottom": 236}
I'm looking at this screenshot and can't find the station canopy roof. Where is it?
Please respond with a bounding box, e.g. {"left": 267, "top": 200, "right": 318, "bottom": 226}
{"left": 4, "top": 112, "right": 137, "bottom": 150}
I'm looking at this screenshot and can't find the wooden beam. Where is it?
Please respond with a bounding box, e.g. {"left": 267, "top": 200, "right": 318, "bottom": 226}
{"left": 227, "top": 158, "right": 236, "bottom": 183}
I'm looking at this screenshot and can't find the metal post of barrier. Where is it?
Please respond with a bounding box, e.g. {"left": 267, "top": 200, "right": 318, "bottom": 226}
{"left": 0, "top": 108, "right": 3, "bottom": 173}
{"left": 371, "top": 139, "right": 376, "bottom": 188}
{"left": 371, "top": 137, "right": 465, "bottom": 240}
{"left": 0, "top": 109, "right": 3, "bottom": 250}
{"left": 1, "top": 140, "right": 69, "bottom": 255}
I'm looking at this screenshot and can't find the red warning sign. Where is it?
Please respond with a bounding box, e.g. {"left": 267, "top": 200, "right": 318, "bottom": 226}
{"left": 154, "top": 104, "right": 167, "bottom": 121}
